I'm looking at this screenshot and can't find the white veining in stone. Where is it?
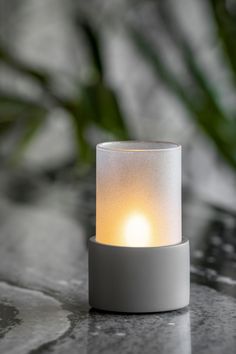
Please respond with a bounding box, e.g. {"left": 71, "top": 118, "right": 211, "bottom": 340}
{"left": 0, "top": 282, "right": 70, "bottom": 354}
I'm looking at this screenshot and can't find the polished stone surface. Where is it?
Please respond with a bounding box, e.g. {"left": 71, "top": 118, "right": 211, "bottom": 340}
{"left": 0, "top": 175, "right": 235, "bottom": 353}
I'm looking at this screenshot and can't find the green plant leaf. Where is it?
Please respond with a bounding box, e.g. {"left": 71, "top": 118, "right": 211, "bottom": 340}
{"left": 0, "top": 93, "right": 47, "bottom": 163}
{"left": 10, "top": 108, "right": 47, "bottom": 164}
{"left": 209, "top": 0, "right": 236, "bottom": 86}
{"left": 0, "top": 46, "right": 51, "bottom": 86}
{"left": 129, "top": 25, "right": 236, "bottom": 169}
{"left": 75, "top": 18, "right": 104, "bottom": 79}
{"left": 79, "top": 82, "right": 129, "bottom": 138}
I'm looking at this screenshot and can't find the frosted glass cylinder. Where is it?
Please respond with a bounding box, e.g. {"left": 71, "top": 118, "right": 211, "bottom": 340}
{"left": 96, "top": 141, "right": 181, "bottom": 247}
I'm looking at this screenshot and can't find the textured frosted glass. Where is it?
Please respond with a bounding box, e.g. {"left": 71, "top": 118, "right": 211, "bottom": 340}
{"left": 96, "top": 141, "right": 181, "bottom": 247}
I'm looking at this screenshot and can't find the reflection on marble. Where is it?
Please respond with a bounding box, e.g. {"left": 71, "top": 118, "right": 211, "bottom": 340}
{"left": 36, "top": 283, "right": 236, "bottom": 354}
{"left": 86, "top": 308, "right": 191, "bottom": 354}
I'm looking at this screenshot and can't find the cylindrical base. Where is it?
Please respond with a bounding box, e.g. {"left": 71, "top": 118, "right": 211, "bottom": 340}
{"left": 89, "top": 237, "right": 190, "bottom": 313}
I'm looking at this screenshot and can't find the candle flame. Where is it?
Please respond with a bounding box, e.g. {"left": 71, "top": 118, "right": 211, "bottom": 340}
{"left": 124, "top": 213, "right": 151, "bottom": 247}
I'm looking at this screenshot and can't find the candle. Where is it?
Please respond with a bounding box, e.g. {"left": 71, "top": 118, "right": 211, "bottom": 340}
{"left": 96, "top": 141, "right": 181, "bottom": 247}
{"left": 89, "top": 141, "right": 189, "bottom": 313}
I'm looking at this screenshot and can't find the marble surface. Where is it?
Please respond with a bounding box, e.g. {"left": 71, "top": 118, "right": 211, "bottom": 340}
{"left": 0, "top": 176, "right": 235, "bottom": 354}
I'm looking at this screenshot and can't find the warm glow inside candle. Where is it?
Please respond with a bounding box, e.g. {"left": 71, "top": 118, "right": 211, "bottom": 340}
{"left": 123, "top": 212, "right": 151, "bottom": 247}
{"left": 96, "top": 141, "right": 181, "bottom": 247}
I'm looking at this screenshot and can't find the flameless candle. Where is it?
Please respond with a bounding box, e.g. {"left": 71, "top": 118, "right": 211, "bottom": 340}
{"left": 89, "top": 141, "right": 190, "bottom": 313}
{"left": 96, "top": 141, "right": 181, "bottom": 247}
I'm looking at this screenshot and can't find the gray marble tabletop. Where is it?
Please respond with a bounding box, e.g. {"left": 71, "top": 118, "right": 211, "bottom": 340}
{"left": 0, "top": 173, "right": 235, "bottom": 354}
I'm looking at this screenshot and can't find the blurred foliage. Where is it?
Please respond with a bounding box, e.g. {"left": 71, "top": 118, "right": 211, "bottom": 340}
{"left": 0, "top": 0, "right": 236, "bottom": 173}
{"left": 129, "top": 0, "right": 236, "bottom": 170}
{"left": 0, "top": 18, "right": 129, "bottom": 168}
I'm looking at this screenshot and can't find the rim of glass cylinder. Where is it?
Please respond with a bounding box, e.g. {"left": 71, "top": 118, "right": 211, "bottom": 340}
{"left": 97, "top": 141, "right": 181, "bottom": 152}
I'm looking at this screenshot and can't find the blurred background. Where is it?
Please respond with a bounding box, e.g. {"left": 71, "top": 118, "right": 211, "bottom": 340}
{"left": 0, "top": 0, "right": 236, "bottom": 237}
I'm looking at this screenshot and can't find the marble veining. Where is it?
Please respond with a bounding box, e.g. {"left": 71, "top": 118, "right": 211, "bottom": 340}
{"left": 0, "top": 282, "right": 70, "bottom": 354}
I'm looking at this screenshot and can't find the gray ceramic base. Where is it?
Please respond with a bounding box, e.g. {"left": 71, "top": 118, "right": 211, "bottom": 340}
{"left": 89, "top": 237, "right": 190, "bottom": 313}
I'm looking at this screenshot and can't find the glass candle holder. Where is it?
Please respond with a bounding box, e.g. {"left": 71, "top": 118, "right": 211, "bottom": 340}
{"left": 96, "top": 141, "right": 181, "bottom": 247}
